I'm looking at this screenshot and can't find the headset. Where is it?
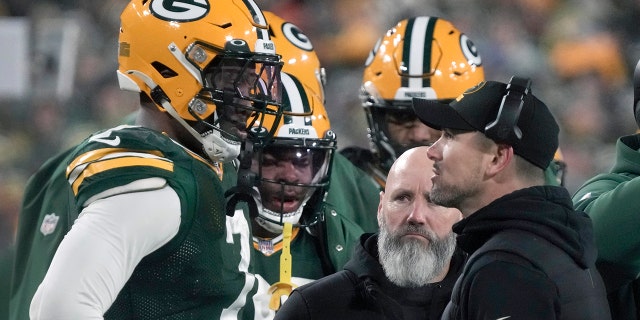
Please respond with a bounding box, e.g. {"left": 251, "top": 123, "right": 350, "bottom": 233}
{"left": 485, "top": 76, "right": 532, "bottom": 144}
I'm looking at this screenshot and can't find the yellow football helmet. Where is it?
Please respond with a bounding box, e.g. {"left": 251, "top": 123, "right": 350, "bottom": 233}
{"left": 117, "top": 0, "right": 283, "bottom": 162}
{"left": 361, "top": 16, "right": 484, "bottom": 171}
{"left": 264, "top": 11, "right": 326, "bottom": 105}
{"left": 249, "top": 71, "right": 336, "bottom": 232}
{"left": 549, "top": 148, "right": 567, "bottom": 186}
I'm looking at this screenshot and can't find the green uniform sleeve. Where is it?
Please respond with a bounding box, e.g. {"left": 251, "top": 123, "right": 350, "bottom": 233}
{"left": 572, "top": 135, "right": 640, "bottom": 276}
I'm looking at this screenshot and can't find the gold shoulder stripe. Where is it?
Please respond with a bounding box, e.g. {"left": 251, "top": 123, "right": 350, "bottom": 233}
{"left": 67, "top": 148, "right": 164, "bottom": 177}
{"left": 70, "top": 156, "right": 173, "bottom": 195}
{"left": 68, "top": 152, "right": 172, "bottom": 195}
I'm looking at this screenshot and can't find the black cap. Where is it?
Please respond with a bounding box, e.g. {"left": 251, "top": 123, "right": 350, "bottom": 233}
{"left": 412, "top": 80, "right": 559, "bottom": 170}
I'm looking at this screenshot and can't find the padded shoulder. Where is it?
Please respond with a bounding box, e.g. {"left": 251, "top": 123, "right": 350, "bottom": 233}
{"left": 66, "top": 125, "right": 187, "bottom": 206}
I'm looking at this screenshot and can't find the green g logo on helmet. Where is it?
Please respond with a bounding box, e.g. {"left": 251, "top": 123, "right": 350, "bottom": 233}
{"left": 150, "top": 0, "right": 210, "bottom": 22}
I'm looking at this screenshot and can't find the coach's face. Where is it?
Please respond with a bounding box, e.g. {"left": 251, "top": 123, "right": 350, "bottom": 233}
{"left": 377, "top": 146, "right": 461, "bottom": 286}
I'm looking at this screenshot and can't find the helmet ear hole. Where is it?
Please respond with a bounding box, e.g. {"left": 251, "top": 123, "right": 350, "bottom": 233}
{"left": 151, "top": 62, "right": 178, "bottom": 78}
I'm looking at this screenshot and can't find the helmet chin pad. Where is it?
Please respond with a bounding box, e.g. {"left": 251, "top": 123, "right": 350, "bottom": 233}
{"left": 254, "top": 204, "right": 305, "bottom": 234}
{"left": 250, "top": 183, "right": 310, "bottom": 234}
{"left": 201, "top": 129, "right": 241, "bottom": 162}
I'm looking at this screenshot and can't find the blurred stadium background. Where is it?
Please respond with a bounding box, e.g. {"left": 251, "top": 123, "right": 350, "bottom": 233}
{"left": 1, "top": 0, "right": 639, "bottom": 251}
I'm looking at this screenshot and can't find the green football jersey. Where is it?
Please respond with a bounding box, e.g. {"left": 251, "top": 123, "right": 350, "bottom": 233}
{"left": 248, "top": 152, "right": 380, "bottom": 284}
{"left": 10, "top": 148, "right": 78, "bottom": 320}
{"left": 15, "top": 125, "right": 259, "bottom": 319}
{"left": 11, "top": 124, "right": 380, "bottom": 320}
{"left": 247, "top": 152, "right": 381, "bottom": 317}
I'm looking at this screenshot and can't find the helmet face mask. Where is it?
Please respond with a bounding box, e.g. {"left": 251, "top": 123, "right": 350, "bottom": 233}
{"left": 366, "top": 106, "right": 440, "bottom": 171}
{"left": 193, "top": 51, "right": 284, "bottom": 143}
{"left": 242, "top": 12, "right": 335, "bottom": 233}
{"left": 251, "top": 139, "right": 334, "bottom": 228}
{"left": 117, "top": 0, "right": 284, "bottom": 162}
{"left": 249, "top": 72, "right": 336, "bottom": 232}
{"left": 360, "top": 16, "right": 484, "bottom": 172}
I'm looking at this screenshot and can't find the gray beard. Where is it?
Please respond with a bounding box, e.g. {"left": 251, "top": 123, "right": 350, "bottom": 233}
{"left": 378, "top": 222, "right": 456, "bottom": 287}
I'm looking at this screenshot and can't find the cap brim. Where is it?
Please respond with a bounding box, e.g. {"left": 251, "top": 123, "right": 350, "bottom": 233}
{"left": 412, "top": 98, "right": 475, "bottom": 131}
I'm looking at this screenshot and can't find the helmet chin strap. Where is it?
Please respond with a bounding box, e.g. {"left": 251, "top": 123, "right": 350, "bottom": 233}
{"left": 125, "top": 70, "right": 241, "bottom": 162}
{"left": 255, "top": 206, "right": 305, "bottom": 234}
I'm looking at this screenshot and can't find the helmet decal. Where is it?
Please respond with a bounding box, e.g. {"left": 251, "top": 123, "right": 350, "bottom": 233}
{"left": 401, "top": 17, "right": 436, "bottom": 87}
{"left": 119, "top": 0, "right": 284, "bottom": 162}
{"left": 281, "top": 22, "right": 313, "bottom": 51}
{"left": 265, "top": 11, "right": 325, "bottom": 103}
{"left": 241, "top": 0, "right": 270, "bottom": 42}
{"left": 460, "top": 34, "right": 482, "bottom": 66}
{"left": 150, "top": 0, "right": 210, "bottom": 22}
{"left": 281, "top": 73, "right": 312, "bottom": 115}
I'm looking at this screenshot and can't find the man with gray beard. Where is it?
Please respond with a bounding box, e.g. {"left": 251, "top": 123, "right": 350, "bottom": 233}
{"left": 274, "top": 146, "right": 465, "bottom": 320}
{"left": 378, "top": 208, "right": 457, "bottom": 288}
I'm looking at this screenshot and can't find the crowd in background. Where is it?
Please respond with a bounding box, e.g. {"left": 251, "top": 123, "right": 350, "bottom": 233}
{"left": 1, "top": 0, "right": 639, "bottom": 253}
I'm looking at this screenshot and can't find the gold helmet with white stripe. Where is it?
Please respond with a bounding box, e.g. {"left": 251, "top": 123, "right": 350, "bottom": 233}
{"left": 361, "top": 16, "right": 484, "bottom": 171}
{"left": 117, "top": 0, "right": 284, "bottom": 162}
{"left": 248, "top": 71, "right": 336, "bottom": 233}
{"left": 264, "top": 11, "right": 326, "bottom": 104}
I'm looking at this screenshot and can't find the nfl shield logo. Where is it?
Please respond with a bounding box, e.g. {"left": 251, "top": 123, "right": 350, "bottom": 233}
{"left": 258, "top": 239, "right": 274, "bottom": 256}
{"left": 40, "top": 213, "right": 59, "bottom": 236}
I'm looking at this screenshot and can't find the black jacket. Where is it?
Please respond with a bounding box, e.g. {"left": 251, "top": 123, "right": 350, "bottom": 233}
{"left": 274, "top": 233, "right": 466, "bottom": 320}
{"left": 442, "top": 186, "right": 611, "bottom": 320}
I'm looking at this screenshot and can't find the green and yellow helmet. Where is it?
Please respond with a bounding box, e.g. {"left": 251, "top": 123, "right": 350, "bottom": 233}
{"left": 265, "top": 11, "right": 326, "bottom": 104}
{"left": 361, "top": 16, "right": 484, "bottom": 172}
{"left": 117, "top": 0, "right": 284, "bottom": 162}
{"left": 246, "top": 12, "right": 335, "bottom": 232}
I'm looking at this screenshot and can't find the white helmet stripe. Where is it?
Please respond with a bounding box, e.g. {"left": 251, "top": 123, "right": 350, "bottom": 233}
{"left": 407, "top": 16, "right": 431, "bottom": 88}
{"left": 242, "top": 0, "right": 269, "bottom": 40}
{"left": 279, "top": 73, "right": 318, "bottom": 138}
{"left": 281, "top": 73, "right": 307, "bottom": 123}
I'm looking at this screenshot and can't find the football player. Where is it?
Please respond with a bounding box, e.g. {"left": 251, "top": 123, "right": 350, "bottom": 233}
{"left": 340, "top": 16, "right": 566, "bottom": 187}
{"left": 25, "top": 0, "right": 284, "bottom": 318}
{"left": 238, "top": 12, "right": 380, "bottom": 316}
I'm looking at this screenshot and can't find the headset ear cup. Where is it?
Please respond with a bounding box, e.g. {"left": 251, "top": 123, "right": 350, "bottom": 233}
{"left": 484, "top": 76, "right": 531, "bottom": 144}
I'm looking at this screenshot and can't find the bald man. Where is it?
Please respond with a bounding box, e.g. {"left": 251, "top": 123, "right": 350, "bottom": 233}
{"left": 274, "top": 146, "right": 465, "bottom": 320}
